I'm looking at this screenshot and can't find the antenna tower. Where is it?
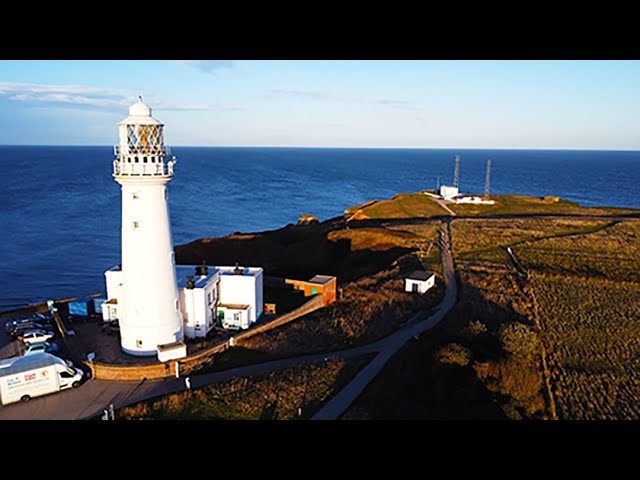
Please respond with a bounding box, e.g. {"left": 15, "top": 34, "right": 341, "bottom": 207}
{"left": 484, "top": 159, "right": 491, "bottom": 197}
{"left": 453, "top": 154, "right": 460, "bottom": 188}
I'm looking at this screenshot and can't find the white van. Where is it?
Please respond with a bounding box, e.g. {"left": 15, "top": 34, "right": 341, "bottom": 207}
{"left": 0, "top": 353, "right": 84, "bottom": 405}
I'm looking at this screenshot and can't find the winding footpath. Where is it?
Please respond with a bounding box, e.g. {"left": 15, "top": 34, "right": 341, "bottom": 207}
{"left": 0, "top": 221, "right": 457, "bottom": 421}
{"left": 312, "top": 220, "right": 456, "bottom": 419}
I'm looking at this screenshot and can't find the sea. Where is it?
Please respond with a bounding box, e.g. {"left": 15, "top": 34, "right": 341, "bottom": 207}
{"left": 1, "top": 146, "right": 639, "bottom": 310}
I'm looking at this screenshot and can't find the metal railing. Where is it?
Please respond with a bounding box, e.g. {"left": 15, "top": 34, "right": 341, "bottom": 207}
{"left": 113, "top": 144, "right": 171, "bottom": 156}
{"left": 113, "top": 159, "right": 176, "bottom": 177}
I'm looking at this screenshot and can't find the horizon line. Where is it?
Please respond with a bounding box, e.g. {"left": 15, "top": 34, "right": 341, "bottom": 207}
{"left": 1, "top": 144, "right": 640, "bottom": 153}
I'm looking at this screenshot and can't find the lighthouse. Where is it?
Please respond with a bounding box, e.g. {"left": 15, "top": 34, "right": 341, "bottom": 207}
{"left": 112, "top": 98, "right": 184, "bottom": 356}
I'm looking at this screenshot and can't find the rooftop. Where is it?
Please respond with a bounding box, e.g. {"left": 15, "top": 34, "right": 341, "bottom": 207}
{"left": 406, "top": 270, "right": 435, "bottom": 281}
{"left": 175, "top": 264, "right": 263, "bottom": 290}
{"left": 218, "top": 304, "right": 250, "bottom": 310}
{"left": 308, "top": 275, "right": 336, "bottom": 285}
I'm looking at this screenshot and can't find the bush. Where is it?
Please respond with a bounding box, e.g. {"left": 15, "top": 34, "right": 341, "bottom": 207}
{"left": 498, "top": 322, "right": 538, "bottom": 359}
{"left": 435, "top": 343, "right": 473, "bottom": 367}
{"left": 461, "top": 320, "right": 488, "bottom": 340}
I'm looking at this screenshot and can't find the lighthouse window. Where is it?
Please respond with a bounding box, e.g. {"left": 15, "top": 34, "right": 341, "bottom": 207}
{"left": 133, "top": 221, "right": 140, "bottom": 229}
{"left": 143, "top": 157, "right": 147, "bottom": 163}
{"left": 132, "top": 192, "right": 139, "bottom": 200}
{"left": 136, "top": 340, "right": 143, "bottom": 348}
{"left": 134, "top": 157, "right": 139, "bottom": 163}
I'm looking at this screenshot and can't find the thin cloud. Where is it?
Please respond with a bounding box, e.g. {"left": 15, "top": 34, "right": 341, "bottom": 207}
{"left": 0, "top": 82, "right": 212, "bottom": 112}
{"left": 269, "top": 88, "right": 331, "bottom": 100}
{"left": 269, "top": 87, "right": 419, "bottom": 110}
{"left": 176, "top": 60, "right": 235, "bottom": 74}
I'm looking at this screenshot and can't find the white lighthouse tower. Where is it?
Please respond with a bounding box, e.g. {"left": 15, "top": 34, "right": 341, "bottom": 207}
{"left": 112, "top": 97, "right": 184, "bottom": 356}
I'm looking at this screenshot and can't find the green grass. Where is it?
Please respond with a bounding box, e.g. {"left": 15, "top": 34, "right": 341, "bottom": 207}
{"left": 348, "top": 193, "right": 448, "bottom": 220}
{"left": 530, "top": 272, "right": 640, "bottom": 419}
{"left": 449, "top": 194, "right": 638, "bottom": 217}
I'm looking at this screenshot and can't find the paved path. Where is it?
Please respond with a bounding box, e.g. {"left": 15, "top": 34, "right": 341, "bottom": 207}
{"left": 0, "top": 221, "right": 457, "bottom": 420}
{"left": 311, "top": 220, "right": 457, "bottom": 420}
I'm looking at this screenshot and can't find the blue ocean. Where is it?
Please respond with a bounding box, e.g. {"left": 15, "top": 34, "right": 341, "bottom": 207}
{"left": 1, "top": 146, "right": 639, "bottom": 309}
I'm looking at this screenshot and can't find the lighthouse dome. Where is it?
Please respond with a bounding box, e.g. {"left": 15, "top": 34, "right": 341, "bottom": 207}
{"left": 118, "top": 97, "right": 162, "bottom": 126}
{"left": 129, "top": 97, "right": 152, "bottom": 117}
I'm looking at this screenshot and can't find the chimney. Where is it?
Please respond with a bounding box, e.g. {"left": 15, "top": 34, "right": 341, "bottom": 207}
{"left": 234, "top": 262, "right": 243, "bottom": 275}
{"left": 195, "top": 260, "right": 209, "bottom": 276}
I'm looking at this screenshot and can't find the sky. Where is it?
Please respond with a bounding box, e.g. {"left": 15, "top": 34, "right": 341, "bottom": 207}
{"left": 0, "top": 60, "right": 639, "bottom": 149}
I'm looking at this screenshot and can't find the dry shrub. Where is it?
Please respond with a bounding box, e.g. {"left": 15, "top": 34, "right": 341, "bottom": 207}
{"left": 435, "top": 343, "right": 473, "bottom": 367}
{"left": 499, "top": 322, "right": 538, "bottom": 360}
{"left": 474, "top": 358, "right": 544, "bottom": 417}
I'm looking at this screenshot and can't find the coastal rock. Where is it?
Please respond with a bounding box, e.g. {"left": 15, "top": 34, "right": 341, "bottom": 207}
{"left": 298, "top": 214, "right": 319, "bottom": 225}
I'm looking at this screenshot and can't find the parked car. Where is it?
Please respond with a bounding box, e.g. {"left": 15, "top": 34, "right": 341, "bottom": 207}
{"left": 32, "top": 313, "right": 53, "bottom": 323}
{"left": 8, "top": 322, "right": 52, "bottom": 338}
{"left": 24, "top": 341, "right": 59, "bottom": 355}
{"left": 5, "top": 318, "right": 36, "bottom": 333}
{"left": 5, "top": 314, "right": 52, "bottom": 333}
{"left": 19, "top": 330, "right": 55, "bottom": 345}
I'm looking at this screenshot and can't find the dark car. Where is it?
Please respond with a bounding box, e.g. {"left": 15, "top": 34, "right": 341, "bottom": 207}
{"left": 32, "top": 313, "right": 54, "bottom": 325}
{"left": 8, "top": 322, "right": 53, "bottom": 338}
{"left": 5, "top": 317, "right": 34, "bottom": 332}
{"left": 5, "top": 314, "right": 53, "bottom": 333}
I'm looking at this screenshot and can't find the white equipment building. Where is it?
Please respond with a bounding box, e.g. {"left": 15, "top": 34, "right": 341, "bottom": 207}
{"left": 110, "top": 98, "right": 184, "bottom": 356}
{"left": 439, "top": 185, "right": 459, "bottom": 201}
{"left": 177, "top": 263, "right": 264, "bottom": 336}
{"left": 103, "top": 263, "right": 264, "bottom": 338}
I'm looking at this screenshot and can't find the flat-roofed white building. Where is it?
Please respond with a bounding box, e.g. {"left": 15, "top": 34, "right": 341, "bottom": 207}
{"left": 439, "top": 185, "right": 459, "bottom": 201}
{"left": 216, "top": 265, "right": 264, "bottom": 331}
{"left": 404, "top": 270, "right": 436, "bottom": 294}
{"left": 103, "top": 262, "right": 264, "bottom": 339}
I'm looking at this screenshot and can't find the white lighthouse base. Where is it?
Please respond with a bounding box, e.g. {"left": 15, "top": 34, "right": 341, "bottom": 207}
{"left": 120, "top": 325, "right": 183, "bottom": 357}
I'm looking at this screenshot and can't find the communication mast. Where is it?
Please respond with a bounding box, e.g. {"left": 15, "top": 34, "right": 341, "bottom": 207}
{"left": 453, "top": 154, "right": 460, "bottom": 188}
{"left": 484, "top": 159, "right": 491, "bottom": 197}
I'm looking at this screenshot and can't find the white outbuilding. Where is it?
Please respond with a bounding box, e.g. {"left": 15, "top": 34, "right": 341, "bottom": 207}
{"left": 404, "top": 270, "right": 436, "bottom": 294}
{"left": 104, "top": 262, "right": 264, "bottom": 340}
{"left": 439, "top": 185, "right": 459, "bottom": 201}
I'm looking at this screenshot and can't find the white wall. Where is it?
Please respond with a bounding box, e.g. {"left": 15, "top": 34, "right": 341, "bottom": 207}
{"left": 117, "top": 177, "right": 183, "bottom": 356}
{"left": 405, "top": 275, "right": 435, "bottom": 294}
{"left": 219, "top": 272, "right": 262, "bottom": 324}
{"left": 440, "top": 185, "right": 459, "bottom": 200}
{"left": 105, "top": 269, "right": 123, "bottom": 302}
{"left": 218, "top": 306, "right": 250, "bottom": 330}
{"left": 180, "top": 277, "right": 218, "bottom": 338}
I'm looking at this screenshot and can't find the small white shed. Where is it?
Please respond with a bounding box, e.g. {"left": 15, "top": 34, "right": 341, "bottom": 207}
{"left": 157, "top": 341, "right": 187, "bottom": 363}
{"left": 439, "top": 185, "right": 459, "bottom": 201}
{"left": 405, "top": 270, "right": 436, "bottom": 294}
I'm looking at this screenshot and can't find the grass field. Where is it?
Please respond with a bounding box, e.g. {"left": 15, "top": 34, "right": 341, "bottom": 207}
{"left": 118, "top": 355, "right": 373, "bottom": 420}
{"left": 530, "top": 272, "right": 640, "bottom": 419}
{"left": 449, "top": 194, "right": 638, "bottom": 217}
{"left": 515, "top": 219, "right": 640, "bottom": 282}
{"left": 445, "top": 216, "right": 640, "bottom": 419}
{"left": 345, "top": 193, "right": 448, "bottom": 220}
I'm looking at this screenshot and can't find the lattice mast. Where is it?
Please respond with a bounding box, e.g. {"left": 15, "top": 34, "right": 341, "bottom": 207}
{"left": 484, "top": 159, "right": 491, "bottom": 197}
{"left": 453, "top": 154, "right": 461, "bottom": 188}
